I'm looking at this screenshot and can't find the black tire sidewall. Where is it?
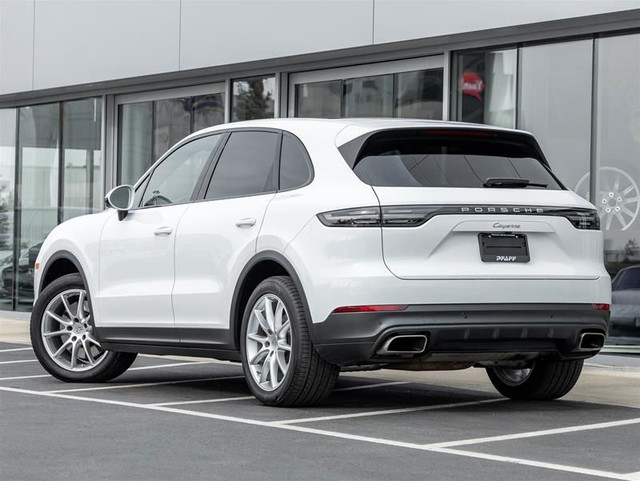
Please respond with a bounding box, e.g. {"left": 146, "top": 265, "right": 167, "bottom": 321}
{"left": 240, "top": 277, "right": 304, "bottom": 405}
{"left": 30, "top": 273, "right": 123, "bottom": 382}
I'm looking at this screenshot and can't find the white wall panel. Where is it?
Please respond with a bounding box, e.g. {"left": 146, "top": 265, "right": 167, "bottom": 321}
{"left": 180, "top": 0, "right": 374, "bottom": 70}
{"left": 0, "top": 0, "right": 35, "bottom": 94}
{"left": 374, "top": 0, "right": 640, "bottom": 44}
{"left": 32, "top": 0, "right": 180, "bottom": 90}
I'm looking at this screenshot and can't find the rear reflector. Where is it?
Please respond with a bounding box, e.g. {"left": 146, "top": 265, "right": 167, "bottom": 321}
{"left": 593, "top": 303, "right": 610, "bottom": 311}
{"left": 332, "top": 305, "right": 408, "bottom": 314}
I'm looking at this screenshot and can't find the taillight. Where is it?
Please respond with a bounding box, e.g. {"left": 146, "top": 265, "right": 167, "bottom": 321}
{"left": 593, "top": 303, "right": 610, "bottom": 311}
{"left": 332, "top": 305, "right": 408, "bottom": 313}
{"left": 560, "top": 209, "right": 600, "bottom": 230}
{"left": 318, "top": 206, "right": 600, "bottom": 229}
{"left": 317, "top": 207, "right": 381, "bottom": 227}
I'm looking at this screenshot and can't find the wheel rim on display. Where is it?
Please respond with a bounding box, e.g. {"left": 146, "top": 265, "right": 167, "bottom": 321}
{"left": 492, "top": 367, "right": 533, "bottom": 386}
{"left": 575, "top": 167, "right": 640, "bottom": 231}
{"left": 245, "top": 294, "right": 292, "bottom": 392}
{"left": 41, "top": 289, "right": 107, "bottom": 372}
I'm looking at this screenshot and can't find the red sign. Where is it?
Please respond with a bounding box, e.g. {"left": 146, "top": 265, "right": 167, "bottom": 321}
{"left": 461, "top": 71, "right": 484, "bottom": 100}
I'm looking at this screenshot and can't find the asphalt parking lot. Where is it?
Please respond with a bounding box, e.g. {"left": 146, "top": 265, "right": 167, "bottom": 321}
{"left": 1, "top": 322, "right": 639, "bottom": 481}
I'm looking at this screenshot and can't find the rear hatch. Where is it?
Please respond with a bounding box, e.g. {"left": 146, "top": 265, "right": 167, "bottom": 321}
{"left": 341, "top": 127, "right": 602, "bottom": 280}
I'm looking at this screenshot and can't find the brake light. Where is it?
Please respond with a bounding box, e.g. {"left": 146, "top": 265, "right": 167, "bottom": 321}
{"left": 317, "top": 207, "right": 381, "bottom": 227}
{"left": 593, "top": 303, "right": 610, "bottom": 311}
{"left": 332, "top": 305, "right": 408, "bottom": 314}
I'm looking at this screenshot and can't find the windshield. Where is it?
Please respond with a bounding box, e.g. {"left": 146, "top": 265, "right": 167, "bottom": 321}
{"left": 347, "top": 129, "right": 563, "bottom": 190}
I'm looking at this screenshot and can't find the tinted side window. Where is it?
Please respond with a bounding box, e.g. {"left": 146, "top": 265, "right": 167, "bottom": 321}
{"left": 280, "top": 135, "right": 312, "bottom": 190}
{"left": 141, "top": 134, "right": 221, "bottom": 207}
{"left": 206, "top": 131, "right": 279, "bottom": 199}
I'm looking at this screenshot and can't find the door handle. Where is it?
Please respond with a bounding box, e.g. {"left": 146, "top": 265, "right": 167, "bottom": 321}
{"left": 235, "top": 218, "right": 256, "bottom": 228}
{"left": 153, "top": 226, "right": 173, "bottom": 236}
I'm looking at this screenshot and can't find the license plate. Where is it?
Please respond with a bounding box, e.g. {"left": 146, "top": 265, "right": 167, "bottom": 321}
{"left": 478, "top": 233, "right": 529, "bottom": 263}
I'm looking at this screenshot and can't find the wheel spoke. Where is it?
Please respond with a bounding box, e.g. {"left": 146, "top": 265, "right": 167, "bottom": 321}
{"left": 605, "top": 214, "right": 613, "bottom": 230}
{"left": 276, "top": 351, "right": 288, "bottom": 374}
{"left": 622, "top": 184, "right": 636, "bottom": 195}
{"left": 277, "top": 340, "right": 291, "bottom": 352}
{"left": 264, "top": 297, "right": 275, "bottom": 331}
{"left": 621, "top": 206, "right": 635, "bottom": 217}
{"left": 81, "top": 339, "right": 95, "bottom": 366}
{"left": 60, "top": 293, "right": 75, "bottom": 319}
{"left": 85, "top": 334, "right": 101, "bottom": 348}
{"left": 69, "top": 341, "right": 79, "bottom": 369}
{"left": 46, "top": 310, "right": 71, "bottom": 326}
{"left": 623, "top": 196, "right": 639, "bottom": 205}
{"left": 274, "top": 301, "right": 285, "bottom": 331}
{"left": 249, "top": 348, "right": 269, "bottom": 366}
{"left": 259, "top": 354, "right": 271, "bottom": 384}
{"left": 77, "top": 291, "right": 86, "bottom": 320}
{"left": 53, "top": 338, "right": 72, "bottom": 359}
{"left": 254, "top": 309, "right": 270, "bottom": 334}
{"left": 277, "top": 320, "right": 290, "bottom": 338}
{"left": 269, "top": 351, "right": 279, "bottom": 389}
{"left": 247, "top": 333, "right": 267, "bottom": 344}
{"left": 43, "top": 329, "right": 67, "bottom": 338}
{"left": 615, "top": 212, "right": 626, "bottom": 228}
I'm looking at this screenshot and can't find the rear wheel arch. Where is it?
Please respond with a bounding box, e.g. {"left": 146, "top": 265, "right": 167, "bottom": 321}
{"left": 230, "top": 251, "right": 313, "bottom": 350}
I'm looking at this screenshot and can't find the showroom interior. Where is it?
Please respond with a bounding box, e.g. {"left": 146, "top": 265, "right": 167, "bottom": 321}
{"left": 0, "top": 2, "right": 638, "bottom": 347}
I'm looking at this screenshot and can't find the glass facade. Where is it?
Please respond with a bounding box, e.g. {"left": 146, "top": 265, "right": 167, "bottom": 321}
{"left": 0, "top": 31, "right": 636, "bottom": 348}
{"left": 117, "top": 93, "right": 225, "bottom": 186}
{"left": 455, "top": 48, "right": 517, "bottom": 128}
{"left": 295, "top": 68, "right": 443, "bottom": 120}
{"left": 295, "top": 81, "right": 341, "bottom": 118}
{"left": 594, "top": 34, "right": 640, "bottom": 344}
{"left": 519, "top": 40, "right": 593, "bottom": 197}
{"left": 0, "top": 99, "right": 103, "bottom": 311}
{"left": 232, "top": 76, "right": 275, "bottom": 121}
{"left": 62, "top": 98, "right": 103, "bottom": 221}
{"left": 0, "top": 109, "right": 16, "bottom": 311}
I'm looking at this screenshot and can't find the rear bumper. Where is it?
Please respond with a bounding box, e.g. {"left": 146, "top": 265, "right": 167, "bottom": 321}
{"left": 310, "top": 303, "right": 609, "bottom": 366}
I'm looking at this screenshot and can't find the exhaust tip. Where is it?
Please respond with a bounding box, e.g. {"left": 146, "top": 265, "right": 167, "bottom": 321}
{"left": 377, "top": 335, "right": 427, "bottom": 355}
{"left": 578, "top": 332, "right": 606, "bottom": 351}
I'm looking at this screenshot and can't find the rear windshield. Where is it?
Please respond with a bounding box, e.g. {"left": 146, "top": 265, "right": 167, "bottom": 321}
{"left": 345, "top": 129, "right": 563, "bottom": 190}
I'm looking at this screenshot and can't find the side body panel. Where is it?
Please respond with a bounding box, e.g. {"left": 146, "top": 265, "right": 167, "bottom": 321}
{"left": 172, "top": 194, "right": 274, "bottom": 344}
{"left": 96, "top": 204, "right": 189, "bottom": 329}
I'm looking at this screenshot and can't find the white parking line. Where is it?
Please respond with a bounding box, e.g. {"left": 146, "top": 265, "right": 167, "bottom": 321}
{"left": 0, "top": 385, "right": 637, "bottom": 481}
{"left": 0, "top": 374, "right": 49, "bottom": 381}
{"left": 431, "top": 446, "right": 634, "bottom": 481}
{"left": 624, "top": 471, "right": 640, "bottom": 481}
{"left": 273, "top": 398, "right": 504, "bottom": 425}
{"left": 426, "top": 417, "right": 640, "bottom": 448}
{"left": 45, "top": 375, "right": 246, "bottom": 394}
{"left": 333, "top": 381, "right": 409, "bottom": 392}
{"left": 128, "top": 361, "right": 216, "bottom": 371}
{"left": 0, "top": 347, "right": 32, "bottom": 353}
{"left": 151, "top": 395, "right": 254, "bottom": 406}
{"left": 0, "top": 359, "right": 36, "bottom": 365}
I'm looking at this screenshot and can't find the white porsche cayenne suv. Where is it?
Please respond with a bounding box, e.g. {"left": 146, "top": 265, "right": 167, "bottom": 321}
{"left": 30, "top": 119, "right": 611, "bottom": 406}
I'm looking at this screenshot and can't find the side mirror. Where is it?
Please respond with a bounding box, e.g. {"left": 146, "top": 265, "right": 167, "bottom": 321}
{"left": 105, "top": 185, "right": 134, "bottom": 221}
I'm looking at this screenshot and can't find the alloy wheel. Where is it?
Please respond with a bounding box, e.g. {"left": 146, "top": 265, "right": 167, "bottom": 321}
{"left": 40, "top": 288, "right": 106, "bottom": 372}
{"left": 245, "top": 294, "right": 292, "bottom": 392}
{"left": 492, "top": 366, "right": 533, "bottom": 386}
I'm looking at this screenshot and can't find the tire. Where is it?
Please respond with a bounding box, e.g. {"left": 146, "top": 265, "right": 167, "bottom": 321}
{"left": 486, "top": 359, "right": 584, "bottom": 400}
{"left": 240, "top": 276, "right": 339, "bottom": 407}
{"left": 30, "top": 273, "right": 137, "bottom": 383}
